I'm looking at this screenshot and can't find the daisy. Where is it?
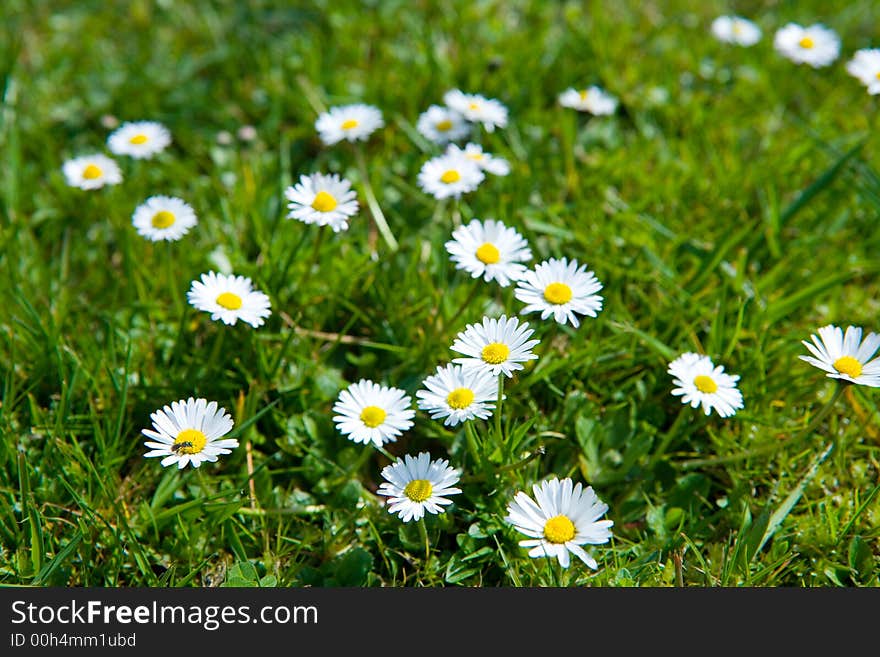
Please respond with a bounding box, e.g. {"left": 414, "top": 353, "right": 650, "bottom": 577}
{"left": 416, "top": 104, "right": 470, "bottom": 144}
{"left": 773, "top": 23, "right": 840, "bottom": 68}
{"left": 505, "top": 477, "right": 613, "bottom": 569}
{"left": 131, "top": 195, "right": 197, "bottom": 242}
{"left": 284, "top": 172, "right": 359, "bottom": 232}
{"left": 668, "top": 352, "right": 744, "bottom": 417}
{"left": 558, "top": 86, "right": 618, "bottom": 115}
{"left": 142, "top": 397, "right": 238, "bottom": 469}
{"left": 62, "top": 154, "right": 122, "bottom": 190}
{"left": 710, "top": 16, "right": 762, "bottom": 46}
{"left": 416, "top": 363, "right": 498, "bottom": 427}
{"left": 377, "top": 452, "right": 462, "bottom": 522}
{"left": 799, "top": 324, "right": 880, "bottom": 387}
{"left": 447, "top": 142, "right": 510, "bottom": 176}
{"left": 445, "top": 218, "right": 532, "bottom": 287}
{"left": 332, "top": 379, "right": 416, "bottom": 447}
{"left": 315, "top": 104, "right": 384, "bottom": 145}
{"left": 107, "top": 121, "right": 172, "bottom": 159}
{"left": 417, "top": 151, "right": 484, "bottom": 200}
{"left": 443, "top": 89, "right": 508, "bottom": 132}
{"left": 846, "top": 49, "right": 880, "bottom": 95}
{"left": 514, "top": 257, "right": 604, "bottom": 328}
{"left": 450, "top": 314, "right": 540, "bottom": 378}
{"left": 186, "top": 271, "right": 272, "bottom": 328}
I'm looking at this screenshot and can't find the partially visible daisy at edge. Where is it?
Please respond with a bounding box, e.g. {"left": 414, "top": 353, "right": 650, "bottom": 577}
{"left": 62, "top": 154, "right": 122, "bottom": 190}
{"left": 416, "top": 363, "right": 499, "bottom": 427}
{"left": 773, "top": 23, "right": 840, "bottom": 68}
{"left": 332, "top": 379, "right": 416, "bottom": 447}
{"left": 315, "top": 103, "right": 384, "bottom": 146}
{"left": 450, "top": 314, "right": 540, "bottom": 378}
{"left": 505, "top": 477, "right": 614, "bottom": 569}
{"left": 416, "top": 104, "right": 470, "bottom": 144}
{"left": 187, "top": 271, "right": 272, "bottom": 328}
{"left": 668, "top": 352, "right": 744, "bottom": 418}
{"left": 443, "top": 89, "right": 508, "bottom": 132}
{"left": 846, "top": 49, "right": 880, "bottom": 95}
{"left": 799, "top": 324, "right": 880, "bottom": 387}
{"left": 558, "top": 85, "right": 618, "bottom": 115}
{"left": 142, "top": 397, "right": 238, "bottom": 470}
{"left": 445, "top": 218, "right": 532, "bottom": 287}
{"left": 377, "top": 452, "right": 462, "bottom": 522}
{"left": 447, "top": 142, "right": 510, "bottom": 176}
{"left": 131, "top": 195, "right": 198, "bottom": 242}
{"left": 515, "top": 257, "right": 603, "bottom": 328}
{"left": 284, "top": 172, "right": 359, "bottom": 232}
{"left": 710, "top": 15, "right": 762, "bottom": 46}
{"left": 107, "top": 121, "right": 172, "bottom": 159}
{"left": 417, "top": 150, "right": 484, "bottom": 200}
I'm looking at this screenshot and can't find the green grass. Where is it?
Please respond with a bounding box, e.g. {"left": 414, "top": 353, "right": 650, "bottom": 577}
{"left": 1, "top": 0, "right": 879, "bottom": 587}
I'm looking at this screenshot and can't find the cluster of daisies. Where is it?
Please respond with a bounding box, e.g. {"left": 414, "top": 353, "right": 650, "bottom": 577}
{"left": 711, "top": 16, "right": 880, "bottom": 94}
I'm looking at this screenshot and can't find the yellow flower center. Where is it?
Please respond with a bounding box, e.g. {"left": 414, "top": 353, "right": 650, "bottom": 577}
{"left": 579, "top": 89, "right": 590, "bottom": 101}
{"left": 341, "top": 119, "right": 359, "bottom": 130}
{"left": 129, "top": 134, "right": 149, "bottom": 145}
{"left": 875, "top": 71, "right": 880, "bottom": 81}
{"left": 543, "top": 515, "right": 576, "bottom": 544}
{"left": 151, "top": 210, "right": 176, "bottom": 229}
{"left": 215, "top": 292, "right": 243, "bottom": 310}
{"left": 403, "top": 479, "right": 433, "bottom": 503}
{"left": 693, "top": 375, "right": 718, "bottom": 394}
{"left": 440, "top": 169, "right": 461, "bottom": 184}
{"left": 467, "top": 152, "right": 484, "bottom": 161}
{"left": 833, "top": 356, "right": 862, "bottom": 379}
{"left": 82, "top": 164, "right": 103, "bottom": 179}
{"left": 481, "top": 342, "right": 510, "bottom": 365}
{"left": 543, "top": 282, "right": 573, "bottom": 305}
{"left": 435, "top": 119, "right": 453, "bottom": 132}
{"left": 468, "top": 102, "right": 480, "bottom": 111}
{"left": 475, "top": 242, "right": 501, "bottom": 264}
{"left": 359, "top": 405, "right": 387, "bottom": 428}
{"left": 799, "top": 36, "right": 815, "bottom": 49}
{"left": 732, "top": 23, "right": 743, "bottom": 35}
{"left": 311, "top": 191, "right": 338, "bottom": 213}
{"left": 173, "top": 429, "right": 208, "bottom": 455}
{"left": 446, "top": 387, "right": 475, "bottom": 410}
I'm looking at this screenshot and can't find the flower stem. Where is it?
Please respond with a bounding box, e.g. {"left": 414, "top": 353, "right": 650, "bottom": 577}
{"left": 495, "top": 375, "right": 505, "bottom": 445}
{"left": 437, "top": 279, "right": 481, "bottom": 337}
{"left": 418, "top": 517, "right": 430, "bottom": 563}
{"left": 354, "top": 145, "right": 398, "bottom": 252}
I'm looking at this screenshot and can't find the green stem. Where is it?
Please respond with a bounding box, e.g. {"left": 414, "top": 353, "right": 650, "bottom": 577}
{"left": 459, "top": 445, "right": 543, "bottom": 484}
{"left": 650, "top": 406, "right": 690, "bottom": 467}
{"left": 418, "top": 517, "right": 430, "bottom": 563}
{"left": 275, "top": 226, "right": 310, "bottom": 289}
{"left": 495, "top": 375, "right": 505, "bottom": 446}
{"left": 355, "top": 145, "right": 398, "bottom": 252}
{"left": 438, "top": 279, "right": 481, "bottom": 336}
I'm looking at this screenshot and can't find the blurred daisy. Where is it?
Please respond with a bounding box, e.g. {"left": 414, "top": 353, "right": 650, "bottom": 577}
{"left": 445, "top": 218, "right": 531, "bottom": 287}
{"left": 187, "top": 271, "right": 272, "bottom": 328}
{"left": 377, "top": 452, "right": 462, "bottom": 522}
{"left": 284, "top": 172, "right": 359, "bottom": 232}
{"left": 451, "top": 314, "right": 540, "bottom": 378}
{"left": 846, "top": 49, "right": 880, "bottom": 95}
{"left": 315, "top": 104, "right": 384, "bottom": 145}
{"left": 711, "top": 16, "right": 762, "bottom": 46}
{"left": 443, "top": 89, "right": 508, "bottom": 132}
{"left": 514, "top": 257, "right": 603, "bottom": 328}
{"left": 131, "top": 195, "right": 197, "bottom": 242}
{"left": 417, "top": 151, "right": 484, "bottom": 200}
{"left": 416, "top": 363, "right": 498, "bottom": 427}
{"left": 558, "top": 86, "right": 618, "bottom": 115}
{"left": 447, "top": 142, "right": 510, "bottom": 176}
{"left": 799, "top": 324, "right": 880, "bottom": 387}
{"left": 416, "top": 104, "right": 470, "bottom": 144}
{"left": 332, "top": 379, "right": 415, "bottom": 447}
{"left": 62, "top": 154, "right": 122, "bottom": 190}
{"left": 505, "top": 477, "right": 613, "bottom": 569}
{"left": 668, "top": 352, "right": 744, "bottom": 417}
{"left": 774, "top": 23, "right": 840, "bottom": 68}
{"left": 107, "top": 121, "right": 172, "bottom": 159}
{"left": 142, "top": 397, "right": 238, "bottom": 470}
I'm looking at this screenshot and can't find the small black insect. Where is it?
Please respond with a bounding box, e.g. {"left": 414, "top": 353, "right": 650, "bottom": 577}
{"left": 171, "top": 441, "right": 194, "bottom": 453}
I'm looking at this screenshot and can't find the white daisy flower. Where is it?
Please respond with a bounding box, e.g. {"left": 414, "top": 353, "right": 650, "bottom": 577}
{"left": 416, "top": 363, "right": 498, "bottom": 427}
{"left": 332, "top": 379, "right": 416, "bottom": 447}
{"left": 450, "top": 314, "right": 540, "bottom": 378}
{"left": 284, "top": 172, "right": 359, "bottom": 232}
{"left": 142, "top": 397, "right": 238, "bottom": 470}
{"left": 186, "top": 271, "right": 272, "bottom": 328}
{"left": 773, "top": 23, "right": 840, "bottom": 68}
{"left": 846, "top": 49, "right": 880, "bottom": 95}
{"left": 443, "top": 89, "right": 508, "bottom": 132}
{"left": 710, "top": 16, "right": 762, "bottom": 46}
{"left": 315, "top": 103, "right": 384, "bottom": 146}
{"left": 447, "top": 142, "right": 510, "bottom": 176}
{"left": 131, "top": 195, "right": 197, "bottom": 242}
{"left": 799, "top": 324, "right": 880, "bottom": 387}
{"left": 417, "top": 151, "right": 484, "bottom": 200}
{"left": 62, "top": 154, "right": 122, "bottom": 190}
{"left": 416, "top": 104, "right": 470, "bottom": 144}
{"left": 445, "top": 218, "right": 532, "bottom": 287}
{"left": 377, "top": 452, "right": 462, "bottom": 522}
{"left": 107, "top": 121, "right": 172, "bottom": 159}
{"left": 668, "top": 352, "right": 744, "bottom": 418}
{"left": 514, "top": 257, "right": 603, "bottom": 328}
{"left": 558, "top": 86, "right": 618, "bottom": 115}
{"left": 505, "top": 477, "right": 613, "bottom": 570}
